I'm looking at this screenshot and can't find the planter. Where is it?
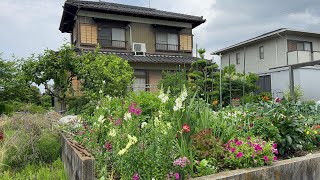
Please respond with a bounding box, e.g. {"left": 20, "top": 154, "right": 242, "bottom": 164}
{"left": 231, "top": 98, "right": 241, "bottom": 106}
{"left": 60, "top": 133, "right": 95, "bottom": 180}
{"left": 193, "top": 153, "right": 320, "bottom": 180}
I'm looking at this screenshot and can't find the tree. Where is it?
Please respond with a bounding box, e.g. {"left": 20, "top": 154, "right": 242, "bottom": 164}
{"left": 77, "top": 48, "right": 133, "bottom": 99}
{"left": 0, "top": 55, "right": 41, "bottom": 104}
{"left": 188, "top": 49, "right": 219, "bottom": 101}
{"left": 158, "top": 70, "right": 188, "bottom": 97}
{"left": 22, "top": 43, "right": 79, "bottom": 112}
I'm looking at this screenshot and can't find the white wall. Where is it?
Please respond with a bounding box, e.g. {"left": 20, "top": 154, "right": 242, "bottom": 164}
{"left": 270, "top": 67, "right": 320, "bottom": 101}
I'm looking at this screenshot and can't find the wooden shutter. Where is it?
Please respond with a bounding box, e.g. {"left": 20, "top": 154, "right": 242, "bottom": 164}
{"left": 180, "top": 35, "right": 192, "bottom": 51}
{"left": 80, "top": 24, "right": 97, "bottom": 45}
{"left": 287, "top": 40, "right": 297, "bottom": 52}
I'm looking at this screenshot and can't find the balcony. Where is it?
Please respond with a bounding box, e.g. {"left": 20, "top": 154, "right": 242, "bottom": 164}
{"left": 287, "top": 51, "right": 320, "bottom": 65}
{"left": 156, "top": 43, "right": 179, "bottom": 51}
{"left": 98, "top": 39, "right": 127, "bottom": 49}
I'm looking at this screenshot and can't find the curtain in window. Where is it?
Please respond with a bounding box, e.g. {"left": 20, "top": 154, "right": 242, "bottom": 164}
{"left": 132, "top": 70, "right": 146, "bottom": 92}
{"left": 168, "top": 33, "right": 178, "bottom": 51}
{"left": 156, "top": 32, "right": 168, "bottom": 44}
{"left": 112, "top": 28, "right": 125, "bottom": 47}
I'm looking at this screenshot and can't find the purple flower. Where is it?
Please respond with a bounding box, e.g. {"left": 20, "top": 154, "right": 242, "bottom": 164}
{"left": 129, "top": 103, "right": 137, "bottom": 114}
{"left": 173, "top": 157, "right": 190, "bottom": 168}
{"left": 264, "top": 156, "right": 269, "bottom": 163}
{"left": 254, "top": 144, "right": 263, "bottom": 152}
{"left": 175, "top": 173, "right": 180, "bottom": 179}
{"left": 231, "top": 148, "right": 236, "bottom": 153}
{"left": 135, "top": 108, "right": 142, "bottom": 116}
{"left": 114, "top": 118, "right": 122, "bottom": 126}
{"left": 272, "top": 143, "right": 277, "bottom": 149}
{"left": 132, "top": 173, "right": 139, "bottom": 180}
{"left": 247, "top": 136, "right": 251, "bottom": 140}
{"left": 236, "top": 152, "right": 243, "bottom": 158}
{"left": 104, "top": 141, "right": 112, "bottom": 152}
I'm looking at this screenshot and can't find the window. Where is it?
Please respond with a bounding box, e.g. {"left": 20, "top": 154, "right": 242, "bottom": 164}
{"left": 80, "top": 24, "right": 98, "bottom": 44}
{"left": 132, "top": 70, "right": 147, "bottom": 92}
{"left": 288, "top": 40, "right": 312, "bottom": 52}
{"left": 236, "top": 53, "right": 240, "bottom": 64}
{"left": 98, "top": 27, "right": 126, "bottom": 48}
{"left": 259, "top": 46, "right": 264, "bottom": 59}
{"left": 180, "top": 34, "right": 192, "bottom": 51}
{"left": 156, "top": 32, "right": 179, "bottom": 51}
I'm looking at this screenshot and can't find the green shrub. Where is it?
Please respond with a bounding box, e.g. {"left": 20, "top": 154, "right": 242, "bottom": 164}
{"left": 66, "top": 96, "right": 90, "bottom": 115}
{"left": 0, "top": 103, "right": 14, "bottom": 116}
{"left": 251, "top": 118, "right": 281, "bottom": 142}
{"left": 36, "top": 131, "right": 61, "bottom": 164}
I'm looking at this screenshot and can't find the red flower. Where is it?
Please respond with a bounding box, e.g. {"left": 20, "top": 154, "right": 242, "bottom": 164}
{"left": 105, "top": 141, "right": 112, "bottom": 152}
{"left": 182, "top": 124, "right": 190, "bottom": 133}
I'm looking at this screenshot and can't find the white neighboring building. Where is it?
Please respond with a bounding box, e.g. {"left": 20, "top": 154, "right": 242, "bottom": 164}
{"left": 212, "top": 28, "right": 320, "bottom": 100}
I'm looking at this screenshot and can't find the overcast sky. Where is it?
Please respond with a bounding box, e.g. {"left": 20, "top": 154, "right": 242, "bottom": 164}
{"left": 1, "top": 0, "right": 320, "bottom": 61}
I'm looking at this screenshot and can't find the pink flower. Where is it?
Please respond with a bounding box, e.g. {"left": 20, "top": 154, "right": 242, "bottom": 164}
{"left": 132, "top": 173, "right": 139, "bottom": 180}
{"left": 104, "top": 142, "right": 112, "bottom": 152}
{"left": 182, "top": 124, "right": 190, "bottom": 133}
{"left": 236, "top": 152, "right": 243, "bottom": 158}
{"left": 272, "top": 148, "right": 279, "bottom": 155}
{"left": 264, "top": 156, "right": 269, "bottom": 163}
{"left": 272, "top": 143, "right": 277, "bottom": 149}
{"left": 114, "top": 118, "right": 122, "bottom": 126}
{"left": 275, "top": 98, "right": 281, "bottom": 103}
{"left": 135, "top": 108, "right": 142, "bottom": 116}
{"left": 129, "top": 103, "right": 137, "bottom": 114}
{"left": 247, "top": 136, "right": 251, "bottom": 140}
{"left": 175, "top": 173, "right": 180, "bottom": 179}
{"left": 251, "top": 153, "right": 255, "bottom": 158}
{"left": 236, "top": 140, "right": 243, "bottom": 146}
{"left": 231, "top": 148, "right": 236, "bottom": 153}
{"left": 273, "top": 156, "right": 278, "bottom": 161}
{"left": 254, "top": 144, "right": 263, "bottom": 152}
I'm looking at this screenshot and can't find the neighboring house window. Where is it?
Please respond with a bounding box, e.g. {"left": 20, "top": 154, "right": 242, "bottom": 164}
{"left": 288, "top": 40, "right": 312, "bottom": 52}
{"left": 156, "top": 32, "right": 179, "bottom": 51}
{"left": 98, "top": 27, "right": 126, "bottom": 48}
{"left": 259, "top": 46, "right": 264, "bottom": 59}
{"left": 180, "top": 34, "right": 192, "bottom": 51}
{"left": 236, "top": 53, "right": 240, "bottom": 64}
{"left": 133, "top": 70, "right": 147, "bottom": 92}
{"left": 80, "top": 24, "right": 98, "bottom": 44}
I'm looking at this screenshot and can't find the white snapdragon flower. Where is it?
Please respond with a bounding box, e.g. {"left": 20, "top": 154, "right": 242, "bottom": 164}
{"left": 141, "top": 122, "right": 148, "bottom": 128}
{"left": 158, "top": 89, "right": 169, "bottom": 103}
{"left": 99, "top": 89, "right": 103, "bottom": 94}
{"left": 109, "top": 128, "right": 116, "bottom": 137}
{"left": 124, "top": 112, "right": 132, "bottom": 121}
{"left": 98, "top": 115, "right": 105, "bottom": 123}
{"left": 154, "top": 117, "right": 161, "bottom": 127}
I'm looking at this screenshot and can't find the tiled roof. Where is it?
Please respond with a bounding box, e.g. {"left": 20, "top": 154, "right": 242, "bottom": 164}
{"left": 80, "top": 50, "right": 198, "bottom": 64}
{"left": 60, "top": 0, "right": 205, "bottom": 32}
{"left": 66, "top": 0, "right": 205, "bottom": 23}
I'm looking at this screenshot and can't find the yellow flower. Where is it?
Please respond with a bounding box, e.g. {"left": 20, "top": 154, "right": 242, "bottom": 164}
{"left": 128, "top": 135, "right": 138, "bottom": 144}
{"left": 118, "top": 148, "right": 127, "bottom": 156}
{"left": 306, "top": 131, "right": 310, "bottom": 135}
{"left": 314, "top": 131, "right": 318, "bottom": 135}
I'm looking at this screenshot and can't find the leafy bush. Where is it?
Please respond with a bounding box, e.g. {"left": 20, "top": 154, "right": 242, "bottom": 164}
{"left": 224, "top": 137, "right": 277, "bottom": 169}
{"left": 251, "top": 117, "right": 281, "bottom": 142}
{"left": 0, "top": 158, "right": 67, "bottom": 180}
{"left": 36, "top": 130, "right": 60, "bottom": 163}
{"left": 158, "top": 70, "right": 189, "bottom": 97}
{"left": 66, "top": 96, "right": 90, "bottom": 115}
{"left": 0, "top": 103, "right": 14, "bottom": 116}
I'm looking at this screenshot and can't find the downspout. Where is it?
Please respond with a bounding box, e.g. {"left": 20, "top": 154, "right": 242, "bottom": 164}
{"left": 128, "top": 24, "right": 133, "bottom": 50}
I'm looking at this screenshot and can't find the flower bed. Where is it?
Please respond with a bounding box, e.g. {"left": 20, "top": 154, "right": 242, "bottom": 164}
{"left": 61, "top": 90, "right": 320, "bottom": 179}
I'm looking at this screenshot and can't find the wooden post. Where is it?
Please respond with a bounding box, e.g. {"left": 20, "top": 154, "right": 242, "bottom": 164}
{"left": 289, "top": 66, "right": 295, "bottom": 101}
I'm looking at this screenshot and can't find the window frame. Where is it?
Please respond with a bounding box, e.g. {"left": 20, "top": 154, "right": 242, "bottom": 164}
{"left": 287, "top": 40, "right": 313, "bottom": 52}
{"left": 259, "top": 46, "right": 264, "bottom": 59}
{"left": 155, "top": 32, "right": 179, "bottom": 52}
{"left": 98, "top": 26, "right": 127, "bottom": 49}
{"left": 236, "top": 52, "right": 240, "bottom": 65}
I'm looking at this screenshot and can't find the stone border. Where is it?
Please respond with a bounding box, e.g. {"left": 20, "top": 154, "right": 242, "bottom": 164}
{"left": 193, "top": 153, "right": 320, "bottom": 180}
{"left": 61, "top": 133, "right": 95, "bottom": 180}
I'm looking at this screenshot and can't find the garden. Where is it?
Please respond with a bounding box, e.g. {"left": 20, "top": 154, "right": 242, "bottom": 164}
{"left": 1, "top": 46, "right": 320, "bottom": 179}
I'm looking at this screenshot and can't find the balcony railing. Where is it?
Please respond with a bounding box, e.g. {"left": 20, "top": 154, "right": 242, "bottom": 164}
{"left": 130, "top": 84, "right": 158, "bottom": 92}
{"left": 287, "top": 51, "right": 320, "bottom": 65}
{"left": 156, "top": 43, "right": 179, "bottom": 51}
{"left": 98, "top": 40, "right": 127, "bottom": 49}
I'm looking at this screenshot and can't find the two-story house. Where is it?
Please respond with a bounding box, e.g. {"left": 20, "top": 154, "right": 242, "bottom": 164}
{"left": 59, "top": 0, "right": 205, "bottom": 92}
{"left": 212, "top": 28, "right": 320, "bottom": 100}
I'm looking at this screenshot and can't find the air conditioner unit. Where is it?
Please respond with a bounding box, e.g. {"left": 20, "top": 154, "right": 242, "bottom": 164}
{"left": 132, "top": 43, "right": 146, "bottom": 56}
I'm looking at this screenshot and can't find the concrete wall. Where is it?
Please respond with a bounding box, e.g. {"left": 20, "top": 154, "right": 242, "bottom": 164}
{"left": 61, "top": 134, "right": 95, "bottom": 180}
{"left": 193, "top": 153, "right": 320, "bottom": 180}
{"left": 221, "top": 37, "right": 286, "bottom": 74}
{"left": 270, "top": 66, "right": 320, "bottom": 100}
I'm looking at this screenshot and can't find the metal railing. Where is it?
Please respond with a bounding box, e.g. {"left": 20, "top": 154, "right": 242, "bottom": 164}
{"left": 98, "top": 40, "right": 127, "bottom": 49}
{"left": 156, "top": 43, "right": 179, "bottom": 51}
{"left": 130, "top": 84, "right": 158, "bottom": 92}
{"left": 287, "top": 51, "right": 320, "bottom": 65}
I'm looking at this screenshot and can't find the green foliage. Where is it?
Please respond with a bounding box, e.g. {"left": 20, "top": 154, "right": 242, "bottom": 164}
{"left": 188, "top": 49, "right": 219, "bottom": 102}
{"left": 284, "top": 85, "right": 304, "bottom": 102}
{"left": 224, "top": 137, "right": 275, "bottom": 169}
{"left": 251, "top": 118, "right": 281, "bottom": 142}
{"left": 77, "top": 49, "right": 133, "bottom": 99}
{"left": 0, "top": 159, "right": 67, "bottom": 180}
{"left": 1, "top": 114, "right": 61, "bottom": 170}
{"left": 66, "top": 96, "right": 90, "bottom": 115}
{"left": 158, "top": 70, "right": 189, "bottom": 97}
{"left": 0, "top": 103, "right": 14, "bottom": 116}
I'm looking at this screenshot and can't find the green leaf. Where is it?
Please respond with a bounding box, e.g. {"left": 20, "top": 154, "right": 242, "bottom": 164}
{"left": 286, "top": 135, "right": 292, "bottom": 145}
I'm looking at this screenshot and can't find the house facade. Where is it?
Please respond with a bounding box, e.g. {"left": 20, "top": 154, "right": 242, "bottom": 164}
{"left": 213, "top": 28, "right": 320, "bottom": 100}
{"left": 59, "top": 0, "right": 205, "bottom": 92}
